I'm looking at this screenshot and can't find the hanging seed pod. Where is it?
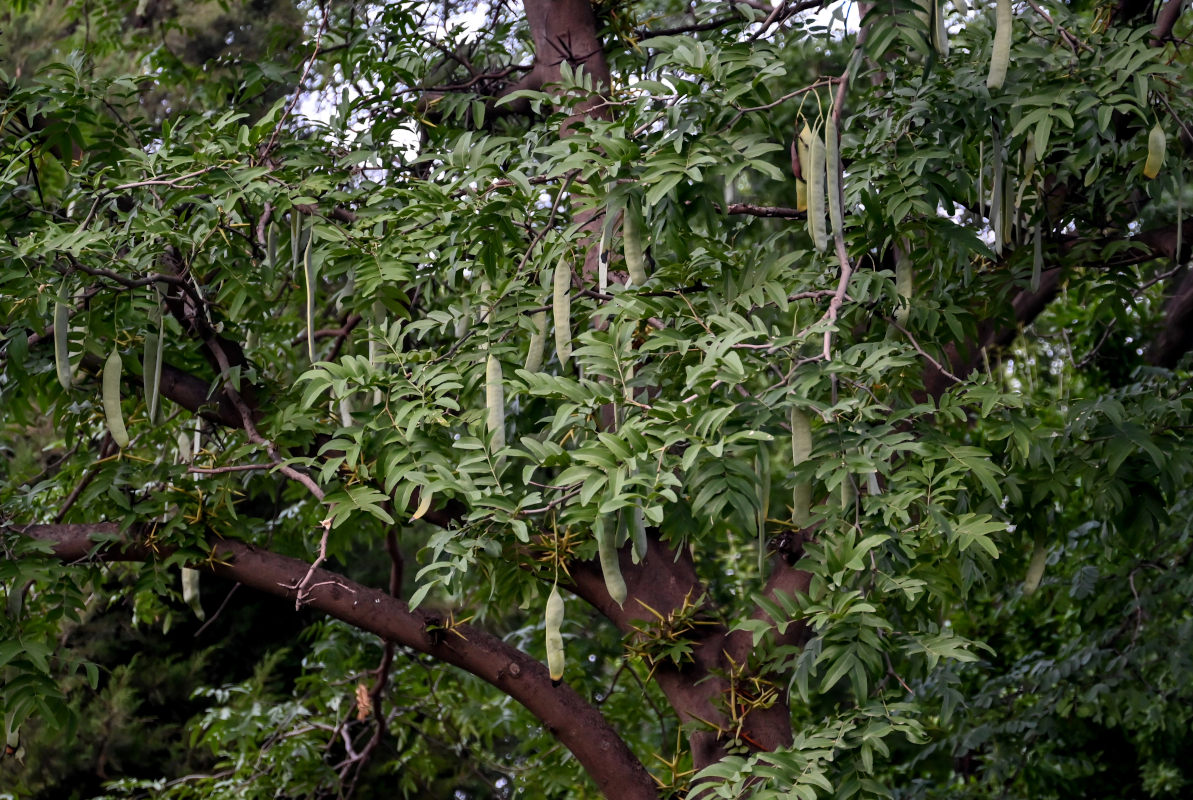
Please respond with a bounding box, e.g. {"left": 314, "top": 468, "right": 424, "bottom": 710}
{"left": 790, "top": 408, "right": 813, "bottom": 527}
{"left": 895, "top": 244, "right": 913, "bottom": 329}
{"left": 181, "top": 568, "right": 205, "bottom": 620}
{"left": 1023, "top": 539, "right": 1048, "bottom": 595}
{"left": 826, "top": 114, "right": 844, "bottom": 239}
{"left": 525, "top": 311, "right": 548, "bottom": 372}
{"left": 807, "top": 122, "right": 828, "bottom": 253}
{"left": 545, "top": 584, "right": 565, "bottom": 683}
{"left": 485, "top": 353, "right": 505, "bottom": 453}
{"left": 987, "top": 0, "right": 1012, "bottom": 90}
{"left": 624, "top": 201, "right": 648, "bottom": 286}
{"left": 54, "top": 281, "right": 72, "bottom": 390}
{"left": 796, "top": 123, "right": 813, "bottom": 213}
{"left": 102, "top": 347, "right": 130, "bottom": 448}
{"left": 630, "top": 503, "right": 648, "bottom": 564}
{"left": 552, "top": 259, "right": 572, "bottom": 366}
{"left": 143, "top": 296, "right": 165, "bottom": 425}
{"left": 303, "top": 232, "right": 317, "bottom": 363}
{"left": 1143, "top": 123, "right": 1166, "bottom": 179}
{"left": 595, "top": 518, "right": 627, "bottom": 607}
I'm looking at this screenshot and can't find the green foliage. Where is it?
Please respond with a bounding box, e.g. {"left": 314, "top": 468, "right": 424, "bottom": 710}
{"left": 2, "top": 0, "right": 1193, "bottom": 797}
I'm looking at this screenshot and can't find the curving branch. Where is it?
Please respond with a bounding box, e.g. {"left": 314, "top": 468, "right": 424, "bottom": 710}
{"left": 16, "top": 522, "right": 659, "bottom": 800}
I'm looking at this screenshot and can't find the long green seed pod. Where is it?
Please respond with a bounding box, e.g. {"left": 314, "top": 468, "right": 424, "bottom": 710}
{"left": 144, "top": 301, "right": 165, "bottom": 424}
{"left": 525, "top": 311, "right": 548, "bottom": 372}
{"left": 485, "top": 353, "right": 505, "bottom": 452}
{"left": 790, "top": 408, "right": 813, "bottom": 527}
{"left": 267, "top": 223, "right": 277, "bottom": 272}
{"left": 1143, "top": 123, "right": 1166, "bottom": 179}
{"left": 552, "top": 259, "right": 572, "bottom": 366}
{"left": 595, "top": 518, "right": 627, "bottom": 607}
{"left": 826, "top": 115, "right": 844, "bottom": 239}
{"left": 545, "top": 584, "right": 565, "bottom": 683}
{"left": 290, "top": 211, "right": 301, "bottom": 274}
{"left": 54, "top": 281, "right": 72, "bottom": 390}
{"left": 303, "top": 232, "right": 316, "bottom": 363}
{"left": 102, "top": 347, "right": 130, "bottom": 448}
{"left": 987, "top": 0, "right": 1012, "bottom": 90}
{"left": 624, "top": 202, "right": 648, "bottom": 286}
{"left": 1023, "top": 537, "right": 1048, "bottom": 595}
{"left": 808, "top": 123, "right": 828, "bottom": 253}
{"left": 181, "top": 568, "right": 205, "bottom": 620}
{"left": 931, "top": 0, "right": 949, "bottom": 57}
{"left": 895, "top": 243, "right": 913, "bottom": 328}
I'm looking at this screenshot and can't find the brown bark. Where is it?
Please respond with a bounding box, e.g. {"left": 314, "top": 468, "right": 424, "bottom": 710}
{"left": 16, "top": 523, "right": 659, "bottom": 800}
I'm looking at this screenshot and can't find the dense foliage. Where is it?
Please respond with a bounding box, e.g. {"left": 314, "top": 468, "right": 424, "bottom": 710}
{"left": 2, "top": 0, "right": 1192, "bottom": 797}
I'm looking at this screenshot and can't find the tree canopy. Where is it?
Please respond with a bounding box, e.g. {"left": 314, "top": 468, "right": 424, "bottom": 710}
{"left": 2, "top": 0, "right": 1193, "bottom": 797}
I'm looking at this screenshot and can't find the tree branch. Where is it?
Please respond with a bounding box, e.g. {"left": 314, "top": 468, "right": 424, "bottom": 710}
{"left": 16, "top": 522, "right": 659, "bottom": 800}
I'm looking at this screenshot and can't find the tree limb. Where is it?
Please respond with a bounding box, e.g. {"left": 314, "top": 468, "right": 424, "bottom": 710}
{"left": 15, "top": 522, "right": 660, "bottom": 800}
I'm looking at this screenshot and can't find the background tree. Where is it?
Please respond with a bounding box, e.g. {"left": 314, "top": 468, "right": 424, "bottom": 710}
{"left": 2, "top": 0, "right": 1192, "bottom": 797}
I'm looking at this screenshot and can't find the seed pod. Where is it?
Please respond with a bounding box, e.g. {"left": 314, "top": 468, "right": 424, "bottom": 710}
{"left": 826, "top": 115, "right": 844, "bottom": 240}
{"left": 267, "top": 223, "right": 277, "bottom": 271}
{"left": 630, "top": 503, "right": 648, "bottom": 564}
{"left": 595, "top": 518, "right": 627, "bottom": 607}
{"left": 303, "top": 232, "right": 316, "bottom": 363}
{"left": 411, "top": 487, "right": 433, "bottom": 521}
{"left": 796, "top": 123, "right": 813, "bottom": 213}
{"left": 987, "top": 0, "right": 1012, "bottom": 90}
{"left": 525, "top": 311, "right": 548, "bottom": 372}
{"left": 895, "top": 244, "right": 913, "bottom": 328}
{"left": 552, "top": 259, "right": 572, "bottom": 366}
{"left": 181, "top": 567, "right": 205, "bottom": 619}
{"left": 485, "top": 353, "right": 505, "bottom": 452}
{"left": 143, "top": 305, "right": 164, "bottom": 424}
{"left": 545, "top": 584, "right": 565, "bottom": 683}
{"left": 1023, "top": 539, "right": 1048, "bottom": 595}
{"left": 790, "top": 408, "right": 813, "bottom": 527}
{"left": 102, "top": 347, "right": 130, "bottom": 448}
{"left": 807, "top": 123, "right": 828, "bottom": 253}
{"left": 54, "top": 281, "right": 71, "bottom": 390}
{"left": 623, "top": 202, "right": 648, "bottom": 287}
{"left": 931, "top": 0, "right": 949, "bottom": 57}
{"left": 290, "top": 211, "right": 301, "bottom": 274}
{"left": 1143, "top": 123, "right": 1166, "bottom": 179}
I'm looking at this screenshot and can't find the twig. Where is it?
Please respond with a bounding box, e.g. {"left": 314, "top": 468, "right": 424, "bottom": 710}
{"left": 112, "top": 167, "right": 216, "bottom": 191}
{"left": 885, "top": 316, "right": 963, "bottom": 384}
{"left": 262, "top": 0, "right": 331, "bottom": 159}
{"left": 188, "top": 464, "right": 273, "bottom": 475}
{"left": 193, "top": 583, "right": 241, "bottom": 638}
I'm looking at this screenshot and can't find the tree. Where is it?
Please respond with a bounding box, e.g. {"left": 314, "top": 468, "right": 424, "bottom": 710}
{"left": 2, "top": 0, "right": 1192, "bottom": 796}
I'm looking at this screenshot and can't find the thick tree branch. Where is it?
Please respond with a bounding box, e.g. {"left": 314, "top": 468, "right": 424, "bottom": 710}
{"left": 15, "top": 522, "right": 659, "bottom": 800}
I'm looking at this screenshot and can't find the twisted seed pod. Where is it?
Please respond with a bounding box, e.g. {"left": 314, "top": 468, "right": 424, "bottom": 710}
{"left": 987, "top": 0, "right": 1012, "bottom": 90}
{"left": 1143, "top": 123, "right": 1166, "bottom": 179}
{"left": 54, "top": 282, "right": 71, "bottom": 390}
{"left": 807, "top": 123, "right": 828, "bottom": 253}
{"left": 624, "top": 202, "right": 648, "bottom": 286}
{"left": 552, "top": 259, "right": 572, "bottom": 366}
{"left": 102, "top": 348, "right": 130, "bottom": 448}
{"left": 525, "top": 311, "right": 548, "bottom": 372}
{"left": 596, "top": 519, "right": 627, "bottom": 607}
{"left": 790, "top": 408, "right": 813, "bottom": 527}
{"left": 485, "top": 353, "right": 505, "bottom": 453}
{"left": 545, "top": 585, "right": 565, "bottom": 682}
